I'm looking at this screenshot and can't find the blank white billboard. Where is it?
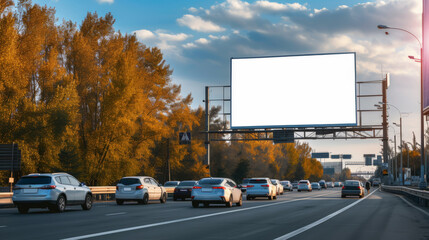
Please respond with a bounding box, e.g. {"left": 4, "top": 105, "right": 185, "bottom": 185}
{"left": 231, "top": 52, "right": 356, "bottom": 129}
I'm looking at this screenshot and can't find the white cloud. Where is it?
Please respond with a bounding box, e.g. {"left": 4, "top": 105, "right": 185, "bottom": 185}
{"left": 314, "top": 8, "right": 328, "bottom": 14}
{"left": 254, "top": 1, "right": 307, "bottom": 11}
{"left": 189, "top": 7, "right": 198, "bottom": 13}
{"left": 134, "top": 29, "right": 156, "bottom": 40}
{"left": 97, "top": 0, "right": 114, "bottom": 4}
{"left": 338, "top": 5, "right": 349, "bottom": 9}
{"left": 177, "top": 14, "right": 225, "bottom": 32}
{"left": 157, "top": 32, "right": 190, "bottom": 42}
{"left": 196, "top": 38, "right": 210, "bottom": 44}
{"left": 183, "top": 42, "right": 196, "bottom": 48}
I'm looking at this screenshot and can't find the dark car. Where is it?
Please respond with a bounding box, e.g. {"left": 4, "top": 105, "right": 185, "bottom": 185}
{"left": 173, "top": 181, "right": 198, "bottom": 201}
{"left": 319, "top": 180, "right": 327, "bottom": 189}
{"left": 341, "top": 180, "right": 364, "bottom": 198}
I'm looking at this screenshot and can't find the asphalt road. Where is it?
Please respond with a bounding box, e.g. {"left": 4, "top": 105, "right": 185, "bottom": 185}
{"left": 1, "top": 188, "right": 428, "bottom": 240}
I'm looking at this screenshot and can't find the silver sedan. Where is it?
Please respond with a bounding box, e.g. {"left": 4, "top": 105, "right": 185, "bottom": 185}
{"left": 191, "top": 178, "right": 243, "bottom": 208}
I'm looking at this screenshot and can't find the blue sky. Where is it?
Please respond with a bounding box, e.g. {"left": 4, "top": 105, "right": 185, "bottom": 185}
{"left": 32, "top": 0, "right": 423, "bottom": 165}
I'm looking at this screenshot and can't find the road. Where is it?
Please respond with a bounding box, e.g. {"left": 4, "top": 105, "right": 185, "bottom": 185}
{"left": 0, "top": 188, "right": 428, "bottom": 240}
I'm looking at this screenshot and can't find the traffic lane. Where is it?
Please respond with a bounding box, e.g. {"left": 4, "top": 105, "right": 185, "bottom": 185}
{"left": 0, "top": 189, "right": 338, "bottom": 240}
{"left": 284, "top": 190, "right": 429, "bottom": 240}
{"left": 71, "top": 189, "right": 359, "bottom": 240}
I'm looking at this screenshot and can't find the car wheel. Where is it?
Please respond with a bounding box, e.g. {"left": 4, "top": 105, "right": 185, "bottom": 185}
{"left": 192, "top": 201, "right": 199, "bottom": 208}
{"left": 82, "top": 194, "right": 93, "bottom": 210}
{"left": 341, "top": 195, "right": 346, "bottom": 198}
{"left": 17, "top": 204, "right": 29, "bottom": 214}
{"left": 56, "top": 195, "right": 66, "bottom": 213}
{"left": 139, "top": 193, "right": 149, "bottom": 205}
{"left": 268, "top": 195, "right": 272, "bottom": 200}
{"left": 116, "top": 199, "right": 124, "bottom": 205}
{"left": 160, "top": 193, "right": 167, "bottom": 203}
{"left": 273, "top": 195, "right": 277, "bottom": 200}
{"left": 226, "top": 195, "right": 233, "bottom": 208}
{"left": 298, "top": 190, "right": 301, "bottom": 192}
{"left": 236, "top": 195, "right": 242, "bottom": 206}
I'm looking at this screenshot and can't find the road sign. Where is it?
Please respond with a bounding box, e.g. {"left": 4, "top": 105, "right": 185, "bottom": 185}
{"left": 0, "top": 144, "right": 21, "bottom": 171}
{"left": 331, "top": 155, "right": 340, "bottom": 159}
{"left": 179, "top": 132, "right": 191, "bottom": 144}
{"left": 273, "top": 130, "right": 294, "bottom": 143}
{"left": 342, "top": 154, "right": 352, "bottom": 159}
{"left": 311, "top": 152, "right": 330, "bottom": 158}
{"left": 382, "top": 169, "right": 388, "bottom": 175}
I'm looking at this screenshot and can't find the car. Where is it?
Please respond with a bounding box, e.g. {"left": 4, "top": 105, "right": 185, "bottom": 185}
{"left": 238, "top": 178, "right": 250, "bottom": 192}
{"left": 245, "top": 178, "right": 277, "bottom": 200}
{"left": 280, "top": 180, "right": 293, "bottom": 191}
{"left": 372, "top": 178, "right": 381, "bottom": 186}
{"left": 311, "top": 182, "right": 321, "bottom": 190}
{"left": 173, "top": 180, "right": 198, "bottom": 201}
{"left": 271, "top": 179, "right": 284, "bottom": 195}
{"left": 326, "top": 181, "right": 334, "bottom": 188}
{"left": 318, "top": 180, "right": 327, "bottom": 189}
{"left": 341, "top": 180, "right": 365, "bottom": 198}
{"left": 164, "top": 181, "right": 180, "bottom": 197}
{"left": 12, "top": 173, "right": 93, "bottom": 214}
{"left": 334, "top": 182, "right": 341, "bottom": 187}
{"left": 292, "top": 181, "right": 299, "bottom": 190}
{"left": 115, "top": 176, "right": 167, "bottom": 205}
{"left": 297, "top": 180, "right": 312, "bottom": 192}
{"left": 191, "top": 178, "right": 242, "bottom": 208}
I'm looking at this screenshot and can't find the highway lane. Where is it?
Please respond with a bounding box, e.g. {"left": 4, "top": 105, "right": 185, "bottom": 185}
{"left": 0, "top": 188, "right": 428, "bottom": 240}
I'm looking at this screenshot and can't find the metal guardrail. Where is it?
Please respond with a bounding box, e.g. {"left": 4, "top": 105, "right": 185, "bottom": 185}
{"left": 382, "top": 185, "right": 429, "bottom": 207}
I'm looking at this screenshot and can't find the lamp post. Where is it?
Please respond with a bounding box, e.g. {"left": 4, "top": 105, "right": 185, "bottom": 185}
{"left": 377, "top": 24, "right": 427, "bottom": 189}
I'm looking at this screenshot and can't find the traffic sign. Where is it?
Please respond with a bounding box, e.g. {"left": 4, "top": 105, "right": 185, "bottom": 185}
{"left": 179, "top": 132, "right": 191, "bottom": 144}
{"left": 273, "top": 130, "right": 294, "bottom": 143}
{"left": 0, "top": 144, "right": 21, "bottom": 170}
{"left": 311, "top": 152, "right": 330, "bottom": 158}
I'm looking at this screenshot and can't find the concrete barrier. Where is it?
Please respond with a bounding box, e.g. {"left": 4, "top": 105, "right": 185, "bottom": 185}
{"left": 381, "top": 185, "right": 429, "bottom": 207}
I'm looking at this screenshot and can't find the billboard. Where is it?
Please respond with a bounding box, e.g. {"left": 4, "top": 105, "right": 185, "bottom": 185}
{"left": 230, "top": 52, "right": 357, "bottom": 129}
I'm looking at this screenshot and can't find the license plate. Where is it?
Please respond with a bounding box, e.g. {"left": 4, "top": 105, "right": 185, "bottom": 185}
{"left": 24, "top": 188, "right": 38, "bottom": 194}
{"left": 124, "top": 187, "right": 132, "bottom": 191}
{"left": 180, "top": 189, "right": 187, "bottom": 191}
{"left": 202, "top": 188, "right": 212, "bottom": 192}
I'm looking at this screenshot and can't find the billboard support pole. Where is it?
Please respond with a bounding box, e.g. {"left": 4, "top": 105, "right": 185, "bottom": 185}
{"left": 205, "top": 86, "right": 211, "bottom": 177}
{"left": 382, "top": 76, "right": 389, "bottom": 165}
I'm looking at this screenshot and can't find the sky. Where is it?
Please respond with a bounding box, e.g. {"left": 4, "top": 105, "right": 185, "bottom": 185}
{"left": 32, "top": 0, "right": 424, "bottom": 166}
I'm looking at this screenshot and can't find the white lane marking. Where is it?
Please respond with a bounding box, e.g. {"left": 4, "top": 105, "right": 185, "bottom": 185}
{"left": 397, "top": 195, "right": 429, "bottom": 217}
{"left": 105, "top": 212, "right": 127, "bottom": 216}
{"left": 274, "top": 189, "right": 379, "bottom": 240}
{"left": 0, "top": 225, "right": 6, "bottom": 228}
{"left": 62, "top": 192, "right": 334, "bottom": 240}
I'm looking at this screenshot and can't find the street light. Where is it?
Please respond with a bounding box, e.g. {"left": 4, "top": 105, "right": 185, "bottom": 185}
{"left": 377, "top": 24, "right": 427, "bottom": 189}
{"left": 375, "top": 102, "right": 404, "bottom": 185}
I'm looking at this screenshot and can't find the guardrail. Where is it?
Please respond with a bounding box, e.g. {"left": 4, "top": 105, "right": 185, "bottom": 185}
{"left": 381, "top": 185, "right": 429, "bottom": 207}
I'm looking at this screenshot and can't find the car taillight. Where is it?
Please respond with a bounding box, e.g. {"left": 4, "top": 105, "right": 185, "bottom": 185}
{"left": 212, "top": 186, "right": 226, "bottom": 190}
{"left": 247, "top": 185, "right": 254, "bottom": 188}
{"left": 242, "top": 185, "right": 247, "bottom": 188}
{"left": 136, "top": 185, "right": 144, "bottom": 190}
{"left": 193, "top": 186, "right": 202, "bottom": 189}
{"left": 40, "top": 185, "right": 56, "bottom": 189}
{"left": 261, "top": 185, "right": 269, "bottom": 187}
{"left": 342, "top": 186, "right": 345, "bottom": 189}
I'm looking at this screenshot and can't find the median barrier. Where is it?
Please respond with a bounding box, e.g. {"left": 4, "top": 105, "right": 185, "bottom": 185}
{"left": 381, "top": 185, "right": 429, "bottom": 207}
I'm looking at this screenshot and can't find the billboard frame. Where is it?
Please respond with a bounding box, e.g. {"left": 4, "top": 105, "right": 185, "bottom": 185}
{"left": 230, "top": 52, "right": 357, "bottom": 129}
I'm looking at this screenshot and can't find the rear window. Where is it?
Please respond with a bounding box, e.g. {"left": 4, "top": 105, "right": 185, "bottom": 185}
{"left": 299, "top": 181, "right": 308, "bottom": 184}
{"left": 311, "top": 183, "right": 319, "bottom": 185}
{"left": 249, "top": 179, "right": 267, "bottom": 184}
{"left": 164, "top": 181, "right": 180, "bottom": 186}
{"left": 199, "top": 179, "right": 223, "bottom": 185}
{"left": 17, "top": 176, "right": 52, "bottom": 185}
{"left": 242, "top": 179, "right": 250, "bottom": 184}
{"left": 119, "top": 178, "right": 141, "bottom": 185}
{"left": 345, "top": 181, "right": 359, "bottom": 186}
{"left": 179, "top": 181, "right": 196, "bottom": 186}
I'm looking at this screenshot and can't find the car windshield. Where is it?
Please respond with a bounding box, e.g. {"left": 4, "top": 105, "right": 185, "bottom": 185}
{"left": 199, "top": 179, "right": 223, "bottom": 185}
{"left": 249, "top": 179, "right": 267, "bottom": 184}
{"left": 164, "top": 181, "right": 179, "bottom": 186}
{"left": 17, "top": 176, "right": 51, "bottom": 185}
{"left": 119, "top": 178, "right": 141, "bottom": 185}
{"left": 179, "top": 181, "right": 196, "bottom": 186}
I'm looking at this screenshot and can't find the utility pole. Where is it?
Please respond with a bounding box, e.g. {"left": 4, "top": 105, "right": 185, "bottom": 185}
{"left": 205, "top": 86, "right": 211, "bottom": 177}
{"left": 382, "top": 76, "right": 389, "bottom": 164}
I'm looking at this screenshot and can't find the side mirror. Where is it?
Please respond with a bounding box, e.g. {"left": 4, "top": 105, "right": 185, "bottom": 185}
{"left": 79, "top": 182, "right": 86, "bottom": 187}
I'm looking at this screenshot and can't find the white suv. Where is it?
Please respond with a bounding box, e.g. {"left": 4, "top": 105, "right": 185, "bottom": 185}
{"left": 12, "top": 173, "right": 92, "bottom": 213}
{"left": 115, "top": 176, "right": 167, "bottom": 205}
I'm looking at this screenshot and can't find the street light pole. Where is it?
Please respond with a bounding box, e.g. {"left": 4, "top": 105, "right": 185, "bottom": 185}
{"left": 377, "top": 24, "right": 427, "bottom": 189}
